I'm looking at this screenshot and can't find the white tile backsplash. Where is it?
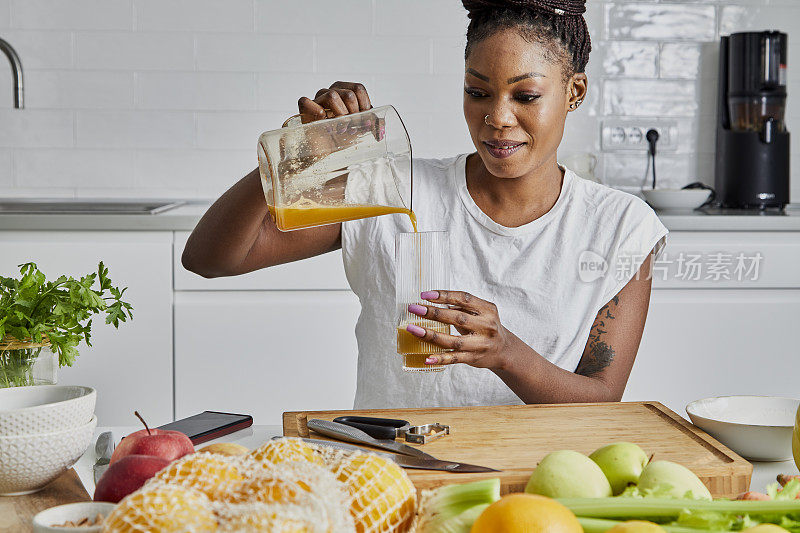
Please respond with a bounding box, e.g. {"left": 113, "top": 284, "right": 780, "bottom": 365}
{"left": 432, "top": 37, "right": 467, "bottom": 75}
{"left": 315, "top": 35, "right": 430, "bottom": 74}
{"left": 24, "top": 71, "right": 134, "bottom": 109}
{"left": 601, "top": 41, "right": 659, "bottom": 78}
{"left": 15, "top": 149, "right": 135, "bottom": 188}
{"left": 195, "top": 34, "right": 313, "bottom": 72}
{"left": 134, "top": 149, "right": 253, "bottom": 194}
{"left": 195, "top": 111, "right": 286, "bottom": 150}
{"left": 659, "top": 43, "right": 702, "bottom": 80}
{"left": 137, "top": 72, "right": 256, "bottom": 110}
{"left": 0, "top": 0, "right": 796, "bottom": 201}
{"left": 375, "top": 0, "right": 468, "bottom": 37}
{"left": 76, "top": 32, "right": 194, "bottom": 70}
{"left": 0, "top": 30, "right": 73, "bottom": 69}
{"left": 606, "top": 4, "right": 716, "bottom": 41}
{"left": 0, "top": 110, "right": 73, "bottom": 148}
{"left": 76, "top": 111, "right": 194, "bottom": 148}
{"left": 0, "top": 0, "right": 10, "bottom": 28}
{"left": 135, "top": 0, "right": 252, "bottom": 32}
{"left": 604, "top": 79, "right": 698, "bottom": 117}
{"left": 254, "top": 0, "right": 372, "bottom": 35}
{"left": 10, "top": 0, "right": 131, "bottom": 30}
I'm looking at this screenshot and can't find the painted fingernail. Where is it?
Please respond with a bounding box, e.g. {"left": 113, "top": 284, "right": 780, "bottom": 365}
{"left": 406, "top": 324, "right": 426, "bottom": 337}
{"left": 425, "top": 357, "right": 438, "bottom": 365}
{"left": 408, "top": 304, "right": 427, "bottom": 316}
{"left": 421, "top": 291, "right": 439, "bottom": 300}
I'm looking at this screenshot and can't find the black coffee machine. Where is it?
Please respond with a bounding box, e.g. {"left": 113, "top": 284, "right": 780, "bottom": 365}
{"left": 715, "top": 31, "right": 790, "bottom": 209}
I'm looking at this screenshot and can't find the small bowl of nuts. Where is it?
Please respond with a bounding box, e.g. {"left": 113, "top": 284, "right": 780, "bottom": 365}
{"left": 32, "top": 502, "right": 114, "bottom": 532}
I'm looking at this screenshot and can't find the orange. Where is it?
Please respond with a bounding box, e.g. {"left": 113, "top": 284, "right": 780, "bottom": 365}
{"left": 471, "top": 493, "right": 582, "bottom": 533}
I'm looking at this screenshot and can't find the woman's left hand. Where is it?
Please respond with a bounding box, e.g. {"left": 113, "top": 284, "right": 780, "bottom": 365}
{"left": 406, "top": 290, "right": 516, "bottom": 369}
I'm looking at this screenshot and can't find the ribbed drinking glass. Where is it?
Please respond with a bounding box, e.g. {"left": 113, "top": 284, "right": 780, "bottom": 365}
{"left": 395, "top": 231, "right": 450, "bottom": 372}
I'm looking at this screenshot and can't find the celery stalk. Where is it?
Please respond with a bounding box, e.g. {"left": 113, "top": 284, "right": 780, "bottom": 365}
{"left": 416, "top": 478, "right": 500, "bottom": 533}
{"left": 558, "top": 497, "right": 800, "bottom": 519}
{"left": 578, "top": 517, "right": 735, "bottom": 533}
{"left": 434, "top": 503, "right": 490, "bottom": 533}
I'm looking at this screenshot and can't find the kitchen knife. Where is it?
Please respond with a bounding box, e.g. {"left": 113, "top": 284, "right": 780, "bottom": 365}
{"left": 282, "top": 436, "right": 499, "bottom": 473}
{"left": 92, "top": 431, "right": 114, "bottom": 484}
{"left": 307, "top": 418, "right": 435, "bottom": 460}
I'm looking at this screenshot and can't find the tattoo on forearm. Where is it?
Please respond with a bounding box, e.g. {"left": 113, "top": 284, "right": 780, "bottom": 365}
{"left": 576, "top": 295, "right": 619, "bottom": 377}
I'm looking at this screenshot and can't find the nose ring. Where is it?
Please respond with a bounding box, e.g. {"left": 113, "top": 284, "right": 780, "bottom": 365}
{"left": 484, "top": 114, "right": 491, "bottom": 126}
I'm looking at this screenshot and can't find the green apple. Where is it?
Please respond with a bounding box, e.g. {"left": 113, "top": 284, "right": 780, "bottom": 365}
{"left": 525, "top": 450, "right": 613, "bottom": 498}
{"left": 637, "top": 460, "right": 712, "bottom": 500}
{"left": 607, "top": 521, "right": 667, "bottom": 533}
{"left": 589, "top": 442, "right": 649, "bottom": 495}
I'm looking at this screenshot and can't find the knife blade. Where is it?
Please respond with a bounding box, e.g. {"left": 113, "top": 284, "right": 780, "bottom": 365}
{"left": 307, "top": 418, "right": 436, "bottom": 460}
{"left": 93, "top": 431, "right": 114, "bottom": 484}
{"left": 278, "top": 436, "right": 499, "bottom": 473}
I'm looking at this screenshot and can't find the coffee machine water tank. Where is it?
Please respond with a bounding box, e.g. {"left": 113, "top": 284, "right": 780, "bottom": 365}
{"left": 715, "top": 31, "right": 790, "bottom": 209}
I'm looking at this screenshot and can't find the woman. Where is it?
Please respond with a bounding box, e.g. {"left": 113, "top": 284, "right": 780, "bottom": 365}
{"left": 182, "top": 0, "right": 667, "bottom": 409}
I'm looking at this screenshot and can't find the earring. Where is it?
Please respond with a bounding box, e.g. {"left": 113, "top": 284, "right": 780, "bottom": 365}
{"left": 569, "top": 99, "right": 583, "bottom": 110}
{"left": 484, "top": 114, "right": 491, "bottom": 125}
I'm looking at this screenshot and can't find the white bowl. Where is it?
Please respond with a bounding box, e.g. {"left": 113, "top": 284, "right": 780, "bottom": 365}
{"left": 0, "top": 385, "right": 96, "bottom": 436}
{"left": 642, "top": 188, "right": 711, "bottom": 210}
{"left": 32, "top": 502, "right": 115, "bottom": 532}
{"left": 686, "top": 395, "right": 799, "bottom": 461}
{"left": 0, "top": 415, "right": 97, "bottom": 495}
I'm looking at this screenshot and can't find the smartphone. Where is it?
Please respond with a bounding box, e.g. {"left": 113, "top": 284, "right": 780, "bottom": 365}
{"left": 157, "top": 411, "right": 253, "bottom": 445}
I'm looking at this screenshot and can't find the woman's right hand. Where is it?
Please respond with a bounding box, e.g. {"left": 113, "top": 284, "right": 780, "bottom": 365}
{"left": 298, "top": 81, "right": 373, "bottom": 123}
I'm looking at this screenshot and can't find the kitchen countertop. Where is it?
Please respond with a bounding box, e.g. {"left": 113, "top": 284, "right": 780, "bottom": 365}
{"left": 1, "top": 201, "right": 800, "bottom": 232}
{"left": 74, "top": 425, "right": 799, "bottom": 499}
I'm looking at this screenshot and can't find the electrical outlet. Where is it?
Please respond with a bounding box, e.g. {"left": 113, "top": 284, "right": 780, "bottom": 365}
{"left": 601, "top": 120, "right": 677, "bottom": 151}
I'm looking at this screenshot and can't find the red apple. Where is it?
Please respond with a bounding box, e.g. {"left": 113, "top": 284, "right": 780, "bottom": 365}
{"left": 110, "top": 411, "right": 194, "bottom": 464}
{"left": 94, "top": 454, "right": 170, "bottom": 503}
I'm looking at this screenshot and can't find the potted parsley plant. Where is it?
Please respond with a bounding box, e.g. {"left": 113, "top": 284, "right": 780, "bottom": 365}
{"left": 0, "top": 262, "right": 133, "bottom": 388}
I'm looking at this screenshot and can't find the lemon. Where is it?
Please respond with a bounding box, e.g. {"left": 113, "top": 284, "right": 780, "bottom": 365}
{"left": 471, "top": 493, "right": 582, "bottom": 533}
{"left": 607, "top": 520, "right": 667, "bottom": 533}
{"left": 250, "top": 438, "right": 324, "bottom": 466}
{"left": 335, "top": 453, "right": 416, "bottom": 533}
{"left": 198, "top": 442, "right": 250, "bottom": 456}
{"left": 103, "top": 484, "right": 217, "bottom": 532}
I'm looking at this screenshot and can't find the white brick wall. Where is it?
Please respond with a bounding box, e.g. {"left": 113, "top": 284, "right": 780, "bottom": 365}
{"left": 0, "top": 0, "right": 797, "bottom": 201}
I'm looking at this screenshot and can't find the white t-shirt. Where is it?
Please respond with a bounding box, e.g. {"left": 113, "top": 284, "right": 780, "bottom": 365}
{"left": 341, "top": 153, "right": 668, "bottom": 409}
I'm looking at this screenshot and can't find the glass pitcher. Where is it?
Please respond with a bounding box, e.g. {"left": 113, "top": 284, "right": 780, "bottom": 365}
{"left": 257, "top": 105, "right": 414, "bottom": 232}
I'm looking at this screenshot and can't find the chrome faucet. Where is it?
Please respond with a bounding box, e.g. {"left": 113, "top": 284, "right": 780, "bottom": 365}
{"left": 0, "top": 37, "right": 23, "bottom": 108}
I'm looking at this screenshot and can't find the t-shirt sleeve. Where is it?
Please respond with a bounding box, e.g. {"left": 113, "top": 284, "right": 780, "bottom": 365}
{"left": 599, "top": 198, "right": 668, "bottom": 306}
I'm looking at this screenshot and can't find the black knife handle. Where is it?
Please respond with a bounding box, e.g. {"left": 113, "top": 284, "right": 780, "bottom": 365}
{"left": 333, "top": 416, "right": 409, "bottom": 440}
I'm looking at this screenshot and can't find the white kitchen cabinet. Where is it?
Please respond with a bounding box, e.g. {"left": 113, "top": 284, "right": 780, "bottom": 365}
{"left": 0, "top": 232, "right": 173, "bottom": 426}
{"left": 623, "top": 289, "right": 800, "bottom": 416}
{"left": 174, "top": 290, "right": 360, "bottom": 425}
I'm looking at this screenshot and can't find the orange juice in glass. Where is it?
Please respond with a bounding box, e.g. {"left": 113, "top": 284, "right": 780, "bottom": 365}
{"left": 395, "top": 231, "right": 450, "bottom": 372}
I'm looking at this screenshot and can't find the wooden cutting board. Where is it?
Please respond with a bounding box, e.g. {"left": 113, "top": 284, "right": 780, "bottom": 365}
{"left": 0, "top": 469, "right": 90, "bottom": 532}
{"left": 283, "top": 401, "right": 752, "bottom": 498}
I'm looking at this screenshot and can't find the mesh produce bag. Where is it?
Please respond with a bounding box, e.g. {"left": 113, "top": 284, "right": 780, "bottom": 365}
{"left": 102, "top": 438, "right": 416, "bottom": 533}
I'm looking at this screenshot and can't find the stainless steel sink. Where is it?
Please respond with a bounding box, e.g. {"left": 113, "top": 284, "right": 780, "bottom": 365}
{"left": 0, "top": 199, "right": 185, "bottom": 215}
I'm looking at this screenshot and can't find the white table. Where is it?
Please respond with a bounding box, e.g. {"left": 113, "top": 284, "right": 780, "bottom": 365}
{"left": 76, "top": 425, "right": 799, "bottom": 498}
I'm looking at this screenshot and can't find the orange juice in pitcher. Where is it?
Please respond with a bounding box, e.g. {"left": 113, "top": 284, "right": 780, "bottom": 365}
{"left": 257, "top": 105, "right": 414, "bottom": 232}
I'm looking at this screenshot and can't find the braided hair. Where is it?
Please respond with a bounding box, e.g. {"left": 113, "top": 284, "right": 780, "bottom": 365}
{"left": 462, "top": 0, "right": 591, "bottom": 81}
